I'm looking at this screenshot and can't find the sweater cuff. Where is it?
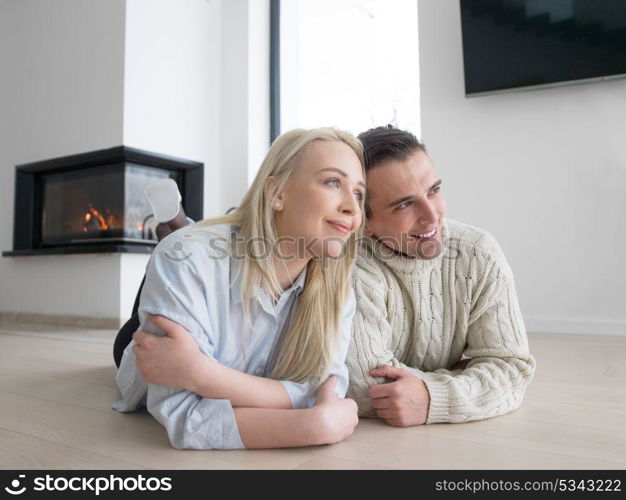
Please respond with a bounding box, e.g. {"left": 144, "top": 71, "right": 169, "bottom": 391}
{"left": 423, "top": 379, "right": 450, "bottom": 424}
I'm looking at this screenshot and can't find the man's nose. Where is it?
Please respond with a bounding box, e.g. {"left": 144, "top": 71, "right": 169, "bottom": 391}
{"left": 417, "top": 200, "right": 438, "bottom": 225}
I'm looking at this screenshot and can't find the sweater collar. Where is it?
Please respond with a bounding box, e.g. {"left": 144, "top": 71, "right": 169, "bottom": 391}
{"left": 359, "top": 220, "right": 449, "bottom": 275}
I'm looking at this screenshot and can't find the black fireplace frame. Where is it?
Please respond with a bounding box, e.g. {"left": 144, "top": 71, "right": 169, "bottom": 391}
{"left": 2, "top": 146, "right": 203, "bottom": 256}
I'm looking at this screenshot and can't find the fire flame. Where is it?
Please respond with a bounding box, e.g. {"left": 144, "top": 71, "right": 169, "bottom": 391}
{"left": 82, "top": 204, "right": 110, "bottom": 232}
{"left": 80, "top": 204, "right": 146, "bottom": 236}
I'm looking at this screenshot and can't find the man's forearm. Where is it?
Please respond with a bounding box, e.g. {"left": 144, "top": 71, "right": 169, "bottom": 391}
{"left": 420, "top": 356, "right": 535, "bottom": 424}
{"left": 191, "top": 357, "right": 292, "bottom": 409}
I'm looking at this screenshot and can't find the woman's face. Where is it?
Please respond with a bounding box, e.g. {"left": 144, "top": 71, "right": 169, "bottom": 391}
{"left": 273, "top": 140, "right": 365, "bottom": 259}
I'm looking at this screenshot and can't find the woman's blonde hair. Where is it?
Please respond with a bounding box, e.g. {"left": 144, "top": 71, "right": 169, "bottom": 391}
{"left": 198, "top": 127, "right": 364, "bottom": 384}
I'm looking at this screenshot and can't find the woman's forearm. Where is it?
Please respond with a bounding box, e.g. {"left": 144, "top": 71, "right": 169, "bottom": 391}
{"left": 190, "top": 356, "right": 292, "bottom": 409}
{"left": 233, "top": 407, "right": 323, "bottom": 448}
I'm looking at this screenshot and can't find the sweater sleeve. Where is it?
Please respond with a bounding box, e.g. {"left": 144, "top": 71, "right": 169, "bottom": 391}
{"left": 346, "top": 262, "right": 399, "bottom": 417}
{"left": 420, "top": 255, "right": 536, "bottom": 424}
{"left": 346, "top": 238, "right": 536, "bottom": 424}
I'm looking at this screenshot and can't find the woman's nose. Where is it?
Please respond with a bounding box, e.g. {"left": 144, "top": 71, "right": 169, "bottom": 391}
{"left": 340, "top": 193, "right": 359, "bottom": 215}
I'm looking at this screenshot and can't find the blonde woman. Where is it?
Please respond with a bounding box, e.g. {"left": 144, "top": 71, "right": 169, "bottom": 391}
{"left": 113, "top": 128, "right": 366, "bottom": 450}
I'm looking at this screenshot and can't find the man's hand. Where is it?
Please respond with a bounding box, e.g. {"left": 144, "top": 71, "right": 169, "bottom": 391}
{"left": 452, "top": 357, "right": 472, "bottom": 370}
{"left": 132, "top": 314, "right": 210, "bottom": 392}
{"left": 368, "top": 366, "right": 430, "bottom": 427}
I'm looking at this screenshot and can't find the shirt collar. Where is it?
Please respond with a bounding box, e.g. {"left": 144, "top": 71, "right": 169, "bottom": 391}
{"left": 230, "top": 255, "right": 307, "bottom": 305}
{"left": 289, "top": 265, "right": 307, "bottom": 295}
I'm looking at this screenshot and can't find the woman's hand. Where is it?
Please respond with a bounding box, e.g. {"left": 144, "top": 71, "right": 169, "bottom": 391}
{"left": 132, "top": 315, "right": 210, "bottom": 392}
{"left": 312, "top": 376, "right": 359, "bottom": 445}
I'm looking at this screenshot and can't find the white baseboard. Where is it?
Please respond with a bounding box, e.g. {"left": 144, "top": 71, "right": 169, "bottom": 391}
{"left": 0, "top": 311, "right": 121, "bottom": 330}
{"left": 525, "top": 318, "right": 626, "bottom": 336}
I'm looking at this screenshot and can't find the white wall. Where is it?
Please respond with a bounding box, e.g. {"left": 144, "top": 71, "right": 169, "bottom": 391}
{"left": 1, "top": 0, "right": 268, "bottom": 326}
{"left": 124, "top": 0, "right": 269, "bottom": 216}
{"left": 121, "top": 0, "right": 225, "bottom": 320}
{"left": 220, "top": 0, "right": 270, "bottom": 211}
{"left": 124, "top": 0, "right": 223, "bottom": 219}
{"left": 0, "top": 0, "right": 127, "bottom": 325}
{"left": 220, "top": 0, "right": 251, "bottom": 211}
{"left": 246, "top": 0, "right": 271, "bottom": 184}
{"left": 418, "top": 0, "right": 626, "bottom": 335}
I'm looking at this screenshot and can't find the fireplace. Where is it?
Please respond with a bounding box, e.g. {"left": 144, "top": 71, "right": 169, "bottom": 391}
{"left": 3, "top": 146, "right": 203, "bottom": 256}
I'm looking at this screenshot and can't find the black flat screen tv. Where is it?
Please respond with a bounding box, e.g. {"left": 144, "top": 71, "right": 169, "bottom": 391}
{"left": 460, "top": 0, "right": 626, "bottom": 95}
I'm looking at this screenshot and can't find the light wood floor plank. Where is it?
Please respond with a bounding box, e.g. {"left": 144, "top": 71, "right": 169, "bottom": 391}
{"left": 2, "top": 326, "right": 625, "bottom": 469}
{"left": 0, "top": 391, "right": 315, "bottom": 470}
{"left": 0, "top": 351, "right": 117, "bottom": 388}
{"left": 414, "top": 413, "right": 626, "bottom": 465}
{"left": 532, "top": 370, "right": 626, "bottom": 389}
{"left": 307, "top": 420, "right": 625, "bottom": 470}
{"left": 0, "top": 372, "right": 122, "bottom": 413}
{"left": 507, "top": 400, "right": 626, "bottom": 434}
{"left": 0, "top": 428, "right": 148, "bottom": 469}
{"left": 293, "top": 456, "right": 392, "bottom": 470}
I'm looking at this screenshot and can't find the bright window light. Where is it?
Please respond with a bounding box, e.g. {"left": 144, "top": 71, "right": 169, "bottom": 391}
{"left": 280, "top": 0, "right": 420, "bottom": 138}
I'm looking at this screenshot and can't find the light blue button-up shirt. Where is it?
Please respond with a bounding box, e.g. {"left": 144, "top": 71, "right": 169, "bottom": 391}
{"left": 112, "top": 223, "right": 355, "bottom": 450}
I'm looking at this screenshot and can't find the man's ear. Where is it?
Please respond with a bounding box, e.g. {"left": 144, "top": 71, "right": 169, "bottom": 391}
{"left": 264, "top": 176, "right": 285, "bottom": 212}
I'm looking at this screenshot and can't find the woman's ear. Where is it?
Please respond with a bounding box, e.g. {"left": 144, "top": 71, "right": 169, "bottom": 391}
{"left": 264, "top": 176, "right": 285, "bottom": 212}
{"left": 364, "top": 222, "right": 376, "bottom": 238}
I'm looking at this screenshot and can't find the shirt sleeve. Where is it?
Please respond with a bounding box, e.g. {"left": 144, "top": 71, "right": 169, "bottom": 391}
{"left": 112, "top": 235, "right": 244, "bottom": 450}
{"left": 278, "top": 287, "right": 356, "bottom": 409}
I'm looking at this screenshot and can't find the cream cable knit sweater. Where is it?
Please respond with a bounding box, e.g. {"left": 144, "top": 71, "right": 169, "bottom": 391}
{"left": 346, "top": 219, "right": 536, "bottom": 424}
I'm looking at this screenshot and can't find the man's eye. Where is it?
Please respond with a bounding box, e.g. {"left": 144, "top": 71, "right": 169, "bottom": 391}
{"left": 397, "top": 201, "right": 411, "bottom": 210}
{"left": 430, "top": 186, "right": 441, "bottom": 196}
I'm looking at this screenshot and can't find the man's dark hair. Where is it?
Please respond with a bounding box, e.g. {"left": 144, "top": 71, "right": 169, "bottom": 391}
{"left": 357, "top": 124, "right": 427, "bottom": 217}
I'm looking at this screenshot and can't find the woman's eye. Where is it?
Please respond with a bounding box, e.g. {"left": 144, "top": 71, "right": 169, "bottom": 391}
{"left": 354, "top": 191, "right": 364, "bottom": 201}
{"left": 325, "top": 178, "right": 340, "bottom": 188}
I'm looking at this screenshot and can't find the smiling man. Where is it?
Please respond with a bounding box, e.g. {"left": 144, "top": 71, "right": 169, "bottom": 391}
{"left": 346, "top": 125, "right": 536, "bottom": 426}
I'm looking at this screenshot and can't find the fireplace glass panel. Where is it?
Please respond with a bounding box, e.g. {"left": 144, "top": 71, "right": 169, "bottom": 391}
{"left": 41, "top": 164, "right": 178, "bottom": 246}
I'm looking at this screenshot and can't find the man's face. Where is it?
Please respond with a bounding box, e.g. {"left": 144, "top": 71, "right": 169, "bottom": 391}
{"left": 364, "top": 150, "right": 445, "bottom": 259}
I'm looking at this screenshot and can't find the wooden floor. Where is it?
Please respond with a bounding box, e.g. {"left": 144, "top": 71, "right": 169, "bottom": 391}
{"left": 1, "top": 322, "right": 625, "bottom": 470}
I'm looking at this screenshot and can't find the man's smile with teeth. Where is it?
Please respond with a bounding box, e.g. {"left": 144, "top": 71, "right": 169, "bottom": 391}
{"left": 412, "top": 228, "right": 437, "bottom": 239}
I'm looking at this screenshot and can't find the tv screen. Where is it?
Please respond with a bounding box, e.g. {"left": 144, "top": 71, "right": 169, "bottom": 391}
{"left": 460, "top": 0, "right": 626, "bottom": 95}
